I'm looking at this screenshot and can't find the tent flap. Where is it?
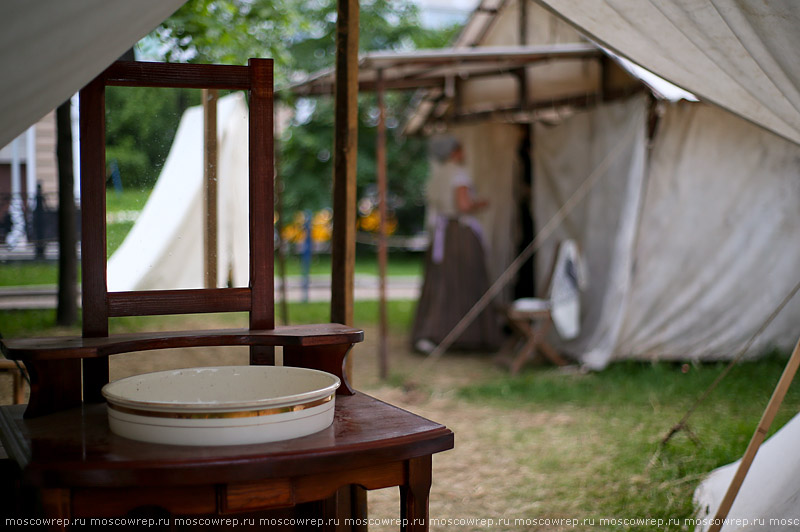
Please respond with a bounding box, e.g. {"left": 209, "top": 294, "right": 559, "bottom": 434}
{"left": 533, "top": 95, "right": 648, "bottom": 369}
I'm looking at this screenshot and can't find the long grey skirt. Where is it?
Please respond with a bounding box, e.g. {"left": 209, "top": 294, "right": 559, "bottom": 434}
{"left": 411, "top": 219, "right": 502, "bottom": 352}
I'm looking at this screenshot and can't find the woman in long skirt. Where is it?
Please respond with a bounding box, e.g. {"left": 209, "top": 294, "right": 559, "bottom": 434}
{"left": 412, "top": 136, "right": 502, "bottom": 353}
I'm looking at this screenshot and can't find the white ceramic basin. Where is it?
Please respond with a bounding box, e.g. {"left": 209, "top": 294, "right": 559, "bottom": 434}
{"left": 101, "top": 366, "right": 340, "bottom": 446}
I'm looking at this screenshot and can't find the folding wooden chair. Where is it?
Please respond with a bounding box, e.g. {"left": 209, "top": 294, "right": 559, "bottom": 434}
{"left": 498, "top": 240, "right": 585, "bottom": 374}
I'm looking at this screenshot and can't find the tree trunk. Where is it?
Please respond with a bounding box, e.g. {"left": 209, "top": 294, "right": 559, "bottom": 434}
{"left": 56, "top": 101, "right": 78, "bottom": 326}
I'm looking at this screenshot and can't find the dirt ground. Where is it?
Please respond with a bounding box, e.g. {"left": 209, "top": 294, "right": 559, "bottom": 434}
{"left": 0, "top": 325, "right": 591, "bottom": 531}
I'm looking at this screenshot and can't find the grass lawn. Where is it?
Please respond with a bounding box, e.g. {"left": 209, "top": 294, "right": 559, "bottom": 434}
{"left": 1, "top": 186, "right": 423, "bottom": 286}
{"left": 106, "top": 188, "right": 152, "bottom": 213}
{"left": 452, "top": 354, "right": 798, "bottom": 529}
{"left": 0, "top": 302, "right": 795, "bottom": 531}
{"left": 0, "top": 299, "right": 416, "bottom": 338}
{"left": 281, "top": 251, "right": 423, "bottom": 277}
{"left": 0, "top": 263, "right": 61, "bottom": 286}
{"left": 0, "top": 252, "right": 423, "bottom": 287}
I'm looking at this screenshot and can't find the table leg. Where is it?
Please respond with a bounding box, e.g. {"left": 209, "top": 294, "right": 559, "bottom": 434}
{"left": 400, "top": 456, "right": 431, "bottom": 532}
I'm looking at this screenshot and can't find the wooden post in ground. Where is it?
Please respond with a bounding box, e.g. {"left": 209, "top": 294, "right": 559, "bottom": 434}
{"left": 376, "top": 69, "right": 389, "bottom": 380}
{"left": 202, "top": 89, "right": 218, "bottom": 289}
{"left": 331, "top": 0, "right": 365, "bottom": 527}
{"left": 708, "top": 334, "right": 800, "bottom": 532}
{"left": 331, "top": 0, "right": 359, "bottom": 356}
{"left": 275, "top": 137, "right": 289, "bottom": 325}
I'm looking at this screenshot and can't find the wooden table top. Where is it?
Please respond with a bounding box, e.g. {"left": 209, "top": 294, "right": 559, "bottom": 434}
{"left": 0, "top": 392, "right": 453, "bottom": 489}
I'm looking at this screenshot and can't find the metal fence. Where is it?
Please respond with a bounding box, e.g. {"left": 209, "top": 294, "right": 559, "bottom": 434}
{"left": 0, "top": 191, "right": 77, "bottom": 259}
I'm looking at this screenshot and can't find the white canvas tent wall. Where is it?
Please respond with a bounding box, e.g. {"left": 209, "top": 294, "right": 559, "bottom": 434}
{"left": 107, "top": 92, "right": 250, "bottom": 291}
{"left": 409, "top": 0, "right": 800, "bottom": 370}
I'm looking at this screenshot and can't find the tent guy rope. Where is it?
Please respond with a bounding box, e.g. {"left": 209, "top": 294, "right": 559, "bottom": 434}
{"left": 660, "top": 277, "right": 800, "bottom": 447}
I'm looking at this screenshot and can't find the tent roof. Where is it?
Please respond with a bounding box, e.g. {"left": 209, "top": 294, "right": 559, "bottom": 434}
{"left": 286, "top": 2, "right": 701, "bottom": 135}
{"left": 286, "top": 43, "right": 602, "bottom": 96}
{"left": 535, "top": 0, "right": 800, "bottom": 146}
{"left": 0, "top": 0, "right": 185, "bottom": 148}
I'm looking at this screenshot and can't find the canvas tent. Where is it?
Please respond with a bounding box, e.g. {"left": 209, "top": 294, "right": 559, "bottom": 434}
{"left": 393, "top": 0, "right": 800, "bottom": 372}
{"left": 693, "top": 413, "right": 800, "bottom": 531}
{"left": 406, "top": 2, "right": 800, "bottom": 529}
{"left": 535, "top": 0, "right": 800, "bottom": 148}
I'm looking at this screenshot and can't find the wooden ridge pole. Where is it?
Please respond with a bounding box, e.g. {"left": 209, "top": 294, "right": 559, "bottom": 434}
{"left": 708, "top": 334, "right": 800, "bottom": 532}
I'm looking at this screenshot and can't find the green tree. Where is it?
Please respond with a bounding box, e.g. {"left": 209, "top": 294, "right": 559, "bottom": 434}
{"left": 105, "top": 87, "right": 200, "bottom": 189}
{"left": 136, "top": 0, "right": 458, "bottom": 233}
{"left": 277, "top": 0, "right": 458, "bottom": 233}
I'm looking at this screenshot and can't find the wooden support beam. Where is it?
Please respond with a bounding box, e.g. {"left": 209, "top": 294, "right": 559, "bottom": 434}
{"left": 376, "top": 69, "right": 389, "bottom": 380}
{"left": 275, "top": 138, "right": 290, "bottom": 326}
{"left": 332, "top": 0, "right": 365, "bottom": 526}
{"left": 203, "top": 89, "right": 218, "bottom": 289}
{"left": 517, "top": 0, "right": 529, "bottom": 110}
{"left": 331, "top": 0, "right": 359, "bottom": 331}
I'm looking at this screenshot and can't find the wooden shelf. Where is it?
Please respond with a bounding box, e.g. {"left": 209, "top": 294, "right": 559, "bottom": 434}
{"left": 2, "top": 324, "right": 364, "bottom": 361}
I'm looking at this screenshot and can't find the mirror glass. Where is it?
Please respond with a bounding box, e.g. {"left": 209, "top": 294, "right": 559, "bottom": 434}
{"left": 104, "top": 87, "right": 250, "bottom": 291}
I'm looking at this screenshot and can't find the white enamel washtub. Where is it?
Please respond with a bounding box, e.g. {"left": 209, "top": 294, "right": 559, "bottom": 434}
{"left": 101, "top": 365, "right": 340, "bottom": 446}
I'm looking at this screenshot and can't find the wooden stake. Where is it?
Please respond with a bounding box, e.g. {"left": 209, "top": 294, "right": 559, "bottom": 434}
{"left": 203, "top": 88, "right": 218, "bottom": 289}
{"left": 376, "top": 69, "right": 389, "bottom": 380}
{"left": 708, "top": 334, "right": 800, "bottom": 532}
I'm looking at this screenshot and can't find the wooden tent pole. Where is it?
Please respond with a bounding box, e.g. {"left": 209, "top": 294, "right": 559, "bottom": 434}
{"left": 708, "top": 334, "right": 800, "bottom": 532}
{"left": 331, "top": 0, "right": 366, "bottom": 526}
{"left": 376, "top": 69, "right": 389, "bottom": 380}
{"left": 202, "top": 88, "right": 218, "bottom": 289}
{"left": 275, "top": 136, "right": 289, "bottom": 325}
{"left": 331, "top": 0, "right": 359, "bottom": 336}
